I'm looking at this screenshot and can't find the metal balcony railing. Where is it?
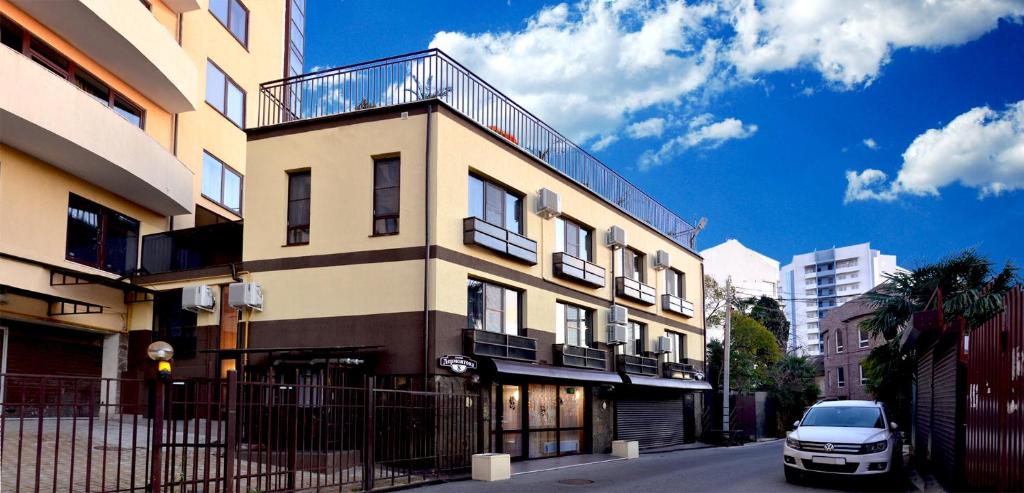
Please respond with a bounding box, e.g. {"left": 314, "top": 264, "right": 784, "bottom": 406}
{"left": 140, "top": 221, "right": 242, "bottom": 275}
{"left": 257, "top": 49, "right": 697, "bottom": 250}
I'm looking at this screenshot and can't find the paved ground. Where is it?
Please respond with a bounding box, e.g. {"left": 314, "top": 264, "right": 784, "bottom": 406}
{"left": 420, "top": 440, "right": 911, "bottom": 493}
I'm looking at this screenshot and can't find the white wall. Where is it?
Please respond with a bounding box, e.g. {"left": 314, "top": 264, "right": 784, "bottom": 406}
{"left": 701, "top": 239, "right": 780, "bottom": 342}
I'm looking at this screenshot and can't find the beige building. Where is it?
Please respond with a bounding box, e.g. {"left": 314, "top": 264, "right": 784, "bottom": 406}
{"left": 0, "top": 0, "right": 302, "bottom": 381}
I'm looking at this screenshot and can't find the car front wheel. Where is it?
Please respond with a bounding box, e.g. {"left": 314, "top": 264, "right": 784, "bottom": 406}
{"left": 784, "top": 466, "right": 802, "bottom": 484}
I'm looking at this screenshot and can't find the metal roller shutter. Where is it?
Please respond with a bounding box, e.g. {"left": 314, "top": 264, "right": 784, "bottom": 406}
{"left": 916, "top": 348, "right": 933, "bottom": 460}
{"left": 616, "top": 397, "right": 685, "bottom": 449}
{"left": 931, "top": 348, "right": 958, "bottom": 486}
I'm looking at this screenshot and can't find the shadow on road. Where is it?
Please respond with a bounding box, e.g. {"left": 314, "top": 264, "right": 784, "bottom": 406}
{"left": 790, "top": 471, "right": 913, "bottom": 493}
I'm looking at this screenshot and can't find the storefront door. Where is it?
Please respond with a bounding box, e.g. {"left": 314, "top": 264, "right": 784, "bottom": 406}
{"left": 492, "top": 382, "right": 587, "bottom": 459}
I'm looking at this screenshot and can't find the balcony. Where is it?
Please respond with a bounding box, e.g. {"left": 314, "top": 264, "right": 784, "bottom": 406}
{"left": 140, "top": 222, "right": 243, "bottom": 275}
{"left": 616, "top": 354, "right": 658, "bottom": 376}
{"left": 257, "top": 50, "right": 698, "bottom": 251}
{"left": 615, "top": 277, "right": 656, "bottom": 305}
{"left": 462, "top": 217, "right": 537, "bottom": 265}
{"left": 10, "top": 0, "right": 197, "bottom": 112}
{"left": 552, "top": 252, "right": 605, "bottom": 288}
{"left": 662, "top": 361, "right": 700, "bottom": 380}
{"left": 662, "top": 294, "right": 695, "bottom": 317}
{"left": 0, "top": 46, "right": 192, "bottom": 215}
{"left": 554, "top": 344, "right": 607, "bottom": 371}
{"left": 464, "top": 329, "right": 537, "bottom": 362}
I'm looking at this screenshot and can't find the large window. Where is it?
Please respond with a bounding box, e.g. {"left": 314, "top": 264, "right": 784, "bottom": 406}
{"left": 285, "top": 0, "right": 305, "bottom": 77}
{"left": 666, "top": 268, "right": 685, "bottom": 298}
{"left": 860, "top": 364, "right": 867, "bottom": 385}
{"left": 859, "top": 328, "right": 870, "bottom": 348}
{"left": 372, "top": 157, "right": 400, "bottom": 235}
{"left": 201, "top": 151, "right": 242, "bottom": 215}
{"left": 209, "top": 0, "right": 248, "bottom": 46}
{"left": 554, "top": 217, "right": 592, "bottom": 262}
{"left": 837, "top": 366, "right": 846, "bottom": 388}
{"left": 468, "top": 174, "right": 522, "bottom": 233}
{"left": 286, "top": 170, "right": 310, "bottom": 245}
{"left": 835, "top": 329, "right": 845, "bottom": 353}
{"left": 665, "top": 331, "right": 685, "bottom": 363}
{"left": 621, "top": 320, "right": 646, "bottom": 356}
{"left": 615, "top": 248, "right": 646, "bottom": 283}
{"left": 66, "top": 194, "right": 139, "bottom": 276}
{"left": 555, "top": 302, "right": 592, "bottom": 347}
{"left": 467, "top": 279, "right": 521, "bottom": 335}
{"left": 205, "top": 60, "right": 245, "bottom": 127}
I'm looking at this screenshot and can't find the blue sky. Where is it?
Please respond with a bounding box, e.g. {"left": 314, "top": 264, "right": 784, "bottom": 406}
{"left": 305, "top": 1, "right": 1024, "bottom": 270}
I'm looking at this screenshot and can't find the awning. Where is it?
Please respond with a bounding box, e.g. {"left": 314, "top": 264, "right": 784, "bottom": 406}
{"left": 622, "top": 374, "right": 712, "bottom": 390}
{"left": 490, "top": 359, "right": 623, "bottom": 384}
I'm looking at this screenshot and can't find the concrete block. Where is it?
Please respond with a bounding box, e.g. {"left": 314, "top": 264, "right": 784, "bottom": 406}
{"left": 472, "top": 453, "right": 511, "bottom": 481}
{"left": 612, "top": 440, "right": 639, "bottom": 459}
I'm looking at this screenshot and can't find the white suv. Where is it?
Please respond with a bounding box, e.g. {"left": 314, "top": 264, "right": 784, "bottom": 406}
{"left": 784, "top": 400, "right": 901, "bottom": 483}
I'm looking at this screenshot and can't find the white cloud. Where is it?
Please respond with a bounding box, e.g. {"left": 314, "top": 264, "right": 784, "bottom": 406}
{"left": 639, "top": 114, "right": 757, "bottom": 169}
{"left": 863, "top": 138, "right": 879, "bottom": 150}
{"left": 626, "top": 117, "right": 667, "bottom": 139}
{"left": 728, "top": 0, "right": 1024, "bottom": 88}
{"left": 591, "top": 134, "right": 619, "bottom": 151}
{"left": 846, "top": 100, "right": 1024, "bottom": 202}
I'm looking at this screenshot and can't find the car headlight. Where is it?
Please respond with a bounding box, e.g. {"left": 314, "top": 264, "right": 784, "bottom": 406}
{"left": 860, "top": 440, "right": 888, "bottom": 453}
{"left": 786, "top": 437, "right": 801, "bottom": 450}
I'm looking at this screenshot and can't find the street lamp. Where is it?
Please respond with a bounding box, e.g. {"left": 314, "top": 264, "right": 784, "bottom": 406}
{"left": 147, "top": 341, "right": 174, "bottom": 378}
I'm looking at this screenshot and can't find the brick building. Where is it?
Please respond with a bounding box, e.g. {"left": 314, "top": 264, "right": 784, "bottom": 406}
{"left": 820, "top": 294, "right": 881, "bottom": 400}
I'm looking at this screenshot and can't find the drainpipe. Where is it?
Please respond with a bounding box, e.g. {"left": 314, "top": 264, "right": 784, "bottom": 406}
{"left": 423, "top": 103, "right": 434, "bottom": 390}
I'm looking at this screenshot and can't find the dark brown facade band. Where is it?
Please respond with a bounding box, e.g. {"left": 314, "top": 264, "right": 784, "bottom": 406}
{"left": 244, "top": 246, "right": 425, "bottom": 272}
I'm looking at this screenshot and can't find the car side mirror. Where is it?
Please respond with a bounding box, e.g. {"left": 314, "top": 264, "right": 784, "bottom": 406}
{"left": 889, "top": 422, "right": 898, "bottom": 430}
{"left": 793, "top": 420, "right": 800, "bottom": 429}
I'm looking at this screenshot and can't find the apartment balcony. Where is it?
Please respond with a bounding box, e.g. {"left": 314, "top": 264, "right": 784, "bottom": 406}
{"left": 615, "top": 277, "right": 656, "bottom": 305}
{"left": 0, "top": 46, "right": 192, "bottom": 215}
{"left": 140, "top": 222, "right": 243, "bottom": 275}
{"left": 616, "top": 354, "right": 658, "bottom": 376}
{"left": 661, "top": 294, "right": 695, "bottom": 317}
{"left": 554, "top": 344, "right": 607, "bottom": 371}
{"left": 162, "top": 0, "right": 201, "bottom": 14}
{"left": 662, "top": 361, "right": 700, "bottom": 380}
{"left": 552, "top": 252, "right": 605, "bottom": 288}
{"left": 10, "top": 0, "right": 197, "bottom": 112}
{"left": 463, "top": 329, "right": 537, "bottom": 362}
{"left": 462, "top": 217, "right": 538, "bottom": 265}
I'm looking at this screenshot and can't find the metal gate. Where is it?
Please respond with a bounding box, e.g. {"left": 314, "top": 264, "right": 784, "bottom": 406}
{"left": 915, "top": 348, "right": 934, "bottom": 461}
{"left": 615, "top": 396, "right": 684, "bottom": 449}
{"left": 1, "top": 371, "right": 478, "bottom": 492}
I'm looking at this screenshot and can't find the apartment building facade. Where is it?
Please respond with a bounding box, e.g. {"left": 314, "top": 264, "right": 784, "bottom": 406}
{"left": 779, "top": 243, "right": 899, "bottom": 356}
{"left": 819, "top": 295, "right": 881, "bottom": 400}
{"left": 700, "top": 238, "right": 779, "bottom": 342}
{"left": 0, "top": 0, "right": 300, "bottom": 382}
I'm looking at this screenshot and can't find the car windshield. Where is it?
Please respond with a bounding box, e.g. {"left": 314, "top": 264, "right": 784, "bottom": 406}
{"left": 801, "top": 407, "right": 884, "bottom": 428}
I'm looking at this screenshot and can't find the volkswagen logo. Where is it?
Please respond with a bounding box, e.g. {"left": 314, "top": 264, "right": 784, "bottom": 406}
{"left": 824, "top": 443, "right": 835, "bottom": 452}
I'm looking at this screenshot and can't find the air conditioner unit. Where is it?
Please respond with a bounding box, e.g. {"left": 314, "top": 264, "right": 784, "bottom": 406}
{"left": 609, "top": 304, "right": 628, "bottom": 325}
{"left": 606, "top": 226, "right": 627, "bottom": 249}
{"left": 607, "top": 323, "right": 627, "bottom": 345}
{"left": 228, "top": 282, "right": 263, "bottom": 311}
{"left": 654, "top": 250, "right": 671, "bottom": 271}
{"left": 536, "top": 188, "right": 561, "bottom": 219}
{"left": 181, "top": 285, "right": 215, "bottom": 313}
{"left": 657, "top": 335, "right": 672, "bottom": 353}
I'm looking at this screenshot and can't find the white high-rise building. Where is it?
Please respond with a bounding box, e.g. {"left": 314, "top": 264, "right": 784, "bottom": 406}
{"left": 701, "top": 239, "right": 780, "bottom": 342}
{"left": 779, "top": 243, "right": 901, "bottom": 355}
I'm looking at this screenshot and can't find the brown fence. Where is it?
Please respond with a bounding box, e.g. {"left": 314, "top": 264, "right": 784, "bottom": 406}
{"left": 964, "top": 286, "right": 1023, "bottom": 492}
{"left": 1, "top": 371, "right": 478, "bottom": 492}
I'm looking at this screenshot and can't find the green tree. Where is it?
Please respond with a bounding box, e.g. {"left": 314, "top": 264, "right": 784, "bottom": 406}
{"left": 705, "top": 313, "right": 782, "bottom": 393}
{"left": 767, "top": 355, "right": 820, "bottom": 436}
{"left": 862, "top": 249, "right": 1017, "bottom": 427}
{"left": 749, "top": 295, "right": 790, "bottom": 351}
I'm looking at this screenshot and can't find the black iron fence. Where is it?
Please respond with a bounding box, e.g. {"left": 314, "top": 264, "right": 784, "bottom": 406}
{"left": 257, "top": 49, "right": 698, "bottom": 250}
{"left": 1, "top": 372, "right": 478, "bottom": 492}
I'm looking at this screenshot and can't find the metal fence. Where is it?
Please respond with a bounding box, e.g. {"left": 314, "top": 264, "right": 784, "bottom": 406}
{"left": 1, "top": 371, "right": 478, "bottom": 492}
{"left": 257, "top": 49, "right": 698, "bottom": 250}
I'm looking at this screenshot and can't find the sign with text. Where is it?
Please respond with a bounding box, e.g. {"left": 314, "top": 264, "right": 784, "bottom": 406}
{"left": 438, "top": 355, "right": 477, "bottom": 374}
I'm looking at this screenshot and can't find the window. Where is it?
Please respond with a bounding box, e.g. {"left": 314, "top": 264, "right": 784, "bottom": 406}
{"left": 556, "top": 302, "right": 592, "bottom": 347}
{"left": 835, "top": 329, "right": 845, "bottom": 352}
{"left": 468, "top": 174, "right": 522, "bottom": 233}
{"left": 859, "top": 328, "right": 870, "bottom": 348}
{"left": 285, "top": 0, "right": 306, "bottom": 77}
{"left": 837, "top": 367, "right": 846, "bottom": 388}
{"left": 66, "top": 194, "right": 139, "bottom": 276}
{"left": 860, "top": 364, "right": 867, "bottom": 385}
{"left": 665, "top": 331, "right": 685, "bottom": 364}
{"left": 615, "top": 248, "right": 646, "bottom": 283}
{"left": 209, "top": 0, "right": 248, "bottom": 46}
{"left": 467, "top": 279, "right": 521, "bottom": 335}
{"left": 554, "top": 217, "right": 593, "bottom": 262}
{"left": 286, "top": 171, "right": 310, "bottom": 244}
{"left": 201, "top": 152, "right": 242, "bottom": 215}
{"left": 666, "top": 268, "right": 685, "bottom": 298}
{"left": 154, "top": 289, "right": 197, "bottom": 359}
{"left": 372, "top": 157, "right": 400, "bottom": 235}
{"left": 621, "top": 321, "right": 646, "bottom": 356}
{"left": 206, "top": 61, "right": 245, "bottom": 127}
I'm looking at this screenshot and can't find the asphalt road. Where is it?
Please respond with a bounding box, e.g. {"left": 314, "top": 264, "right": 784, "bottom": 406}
{"left": 418, "top": 441, "right": 909, "bottom": 493}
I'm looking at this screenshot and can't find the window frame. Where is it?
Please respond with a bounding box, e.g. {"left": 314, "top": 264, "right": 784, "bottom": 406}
{"left": 467, "top": 173, "right": 524, "bottom": 234}
{"left": 371, "top": 156, "right": 400, "bottom": 236}
{"left": 620, "top": 320, "right": 647, "bottom": 356}
{"left": 556, "top": 301, "right": 593, "bottom": 348}
{"left": 837, "top": 366, "right": 846, "bottom": 388}
{"left": 665, "top": 331, "right": 685, "bottom": 364}
{"left": 835, "top": 329, "right": 845, "bottom": 353}
{"left": 285, "top": 169, "right": 311, "bottom": 245}
{"left": 65, "top": 193, "right": 140, "bottom": 276}
{"left": 554, "top": 216, "right": 594, "bottom": 262}
{"left": 859, "top": 328, "right": 870, "bottom": 348}
{"left": 209, "top": 0, "right": 250, "bottom": 48}
{"left": 201, "top": 150, "right": 243, "bottom": 216}
{"left": 205, "top": 59, "right": 246, "bottom": 129}
{"left": 467, "top": 278, "right": 523, "bottom": 336}
{"left": 860, "top": 364, "right": 867, "bottom": 385}
{"left": 666, "top": 268, "right": 685, "bottom": 298}
{"left": 616, "top": 247, "right": 646, "bottom": 283}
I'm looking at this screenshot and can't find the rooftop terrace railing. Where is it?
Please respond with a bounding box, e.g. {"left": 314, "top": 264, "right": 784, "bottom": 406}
{"left": 257, "top": 49, "right": 697, "bottom": 249}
